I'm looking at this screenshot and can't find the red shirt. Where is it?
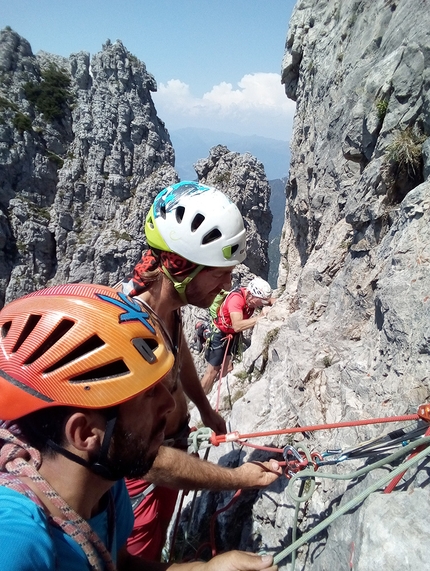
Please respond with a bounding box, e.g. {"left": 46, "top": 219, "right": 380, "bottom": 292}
{"left": 215, "top": 287, "right": 254, "bottom": 334}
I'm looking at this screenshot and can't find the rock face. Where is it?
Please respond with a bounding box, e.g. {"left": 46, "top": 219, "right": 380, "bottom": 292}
{"left": 195, "top": 145, "right": 272, "bottom": 280}
{"left": 2, "top": 6, "right": 429, "bottom": 568}
{"left": 0, "top": 29, "right": 177, "bottom": 304}
{"left": 185, "top": 145, "right": 272, "bottom": 375}
{"left": 0, "top": 29, "right": 272, "bottom": 307}
{"left": 184, "top": 1, "right": 430, "bottom": 570}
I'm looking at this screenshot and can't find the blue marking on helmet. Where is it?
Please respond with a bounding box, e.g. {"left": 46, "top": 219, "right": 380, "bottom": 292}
{"left": 97, "top": 292, "right": 156, "bottom": 333}
{"left": 153, "top": 181, "right": 212, "bottom": 217}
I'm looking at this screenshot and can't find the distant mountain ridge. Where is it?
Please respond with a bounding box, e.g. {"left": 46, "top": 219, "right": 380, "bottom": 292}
{"left": 170, "top": 127, "right": 290, "bottom": 181}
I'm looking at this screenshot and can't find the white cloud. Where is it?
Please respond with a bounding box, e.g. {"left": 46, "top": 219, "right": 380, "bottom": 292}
{"left": 153, "top": 73, "right": 295, "bottom": 140}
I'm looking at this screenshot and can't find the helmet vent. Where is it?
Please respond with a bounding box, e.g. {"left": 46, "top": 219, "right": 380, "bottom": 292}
{"left": 132, "top": 337, "right": 158, "bottom": 363}
{"left": 12, "top": 314, "right": 42, "bottom": 354}
{"left": 159, "top": 203, "right": 167, "bottom": 219}
{"left": 44, "top": 334, "right": 106, "bottom": 373}
{"left": 176, "top": 206, "right": 185, "bottom": 223}
{"left": 191, "top": 213, "right": 204, "bottom": 231}
{"left": 202, "top": 228, "right": 222, "bottom": 244}
{"left": 24, "top": 318, "right": 74, "bottom": 365}
{"left": 69, "top": 359, "right": 130, "bottom": 383}
{"left": 1, "top": 321, "right": 12, "bottom": 339}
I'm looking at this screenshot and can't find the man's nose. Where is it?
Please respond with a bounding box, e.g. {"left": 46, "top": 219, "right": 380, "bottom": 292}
{"left": 220, "top": 273, "right": 232, "bottom": 290}
{"left": 157, "top": 380, "right": 176, "bottom": 416}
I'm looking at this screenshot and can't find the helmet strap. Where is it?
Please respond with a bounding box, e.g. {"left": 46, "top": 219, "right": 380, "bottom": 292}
{"left": 161, "top": 264, "right": 205, "bottom": 304}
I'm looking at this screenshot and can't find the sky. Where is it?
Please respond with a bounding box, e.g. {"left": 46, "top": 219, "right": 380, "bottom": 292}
{"left": 0, "top": 0, "right": 297, "bottom": 141}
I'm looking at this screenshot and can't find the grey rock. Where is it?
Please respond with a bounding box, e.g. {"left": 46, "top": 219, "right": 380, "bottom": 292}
{"left": 0, "top": 28, "right": 271, "bottom": 307}
{"left": 179, "top": 2, "right": 430, "bottom": 569}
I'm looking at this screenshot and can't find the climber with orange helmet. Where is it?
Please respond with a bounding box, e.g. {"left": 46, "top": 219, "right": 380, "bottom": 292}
{"left": 201, "top": 277, "right": 274, "bottom": 394}
{"left": 0, "top": 283, "right": 278, "bottom": 571}
{"left": 118, "top": 181, "right": 281, "bottom": 560}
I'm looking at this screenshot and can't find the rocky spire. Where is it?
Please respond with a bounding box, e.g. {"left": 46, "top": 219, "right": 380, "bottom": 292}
{"left": 0, "top": 28, "right": 272, "bottom": 306}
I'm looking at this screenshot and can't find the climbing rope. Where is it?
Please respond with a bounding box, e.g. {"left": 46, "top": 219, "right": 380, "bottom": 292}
{"left": 0, "top": 424, "right": 115, "bottom": 571}
{"left": 209, "top": 410, "right": 421, "bottom": 447}
{"left": 273, "top": 434, "right": 430, "bottom": 566}
{"left": 178, "top": 404, "right": 430, "bottom": 566}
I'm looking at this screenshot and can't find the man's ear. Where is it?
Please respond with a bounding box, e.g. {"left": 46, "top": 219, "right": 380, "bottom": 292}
{"left": 64, "top": 411, "right": 106, "bottom": 454}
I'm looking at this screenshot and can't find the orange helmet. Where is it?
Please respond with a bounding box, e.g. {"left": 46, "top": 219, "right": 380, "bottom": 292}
{"left": 0, "top": 283, "right": 175, "bottom": 420}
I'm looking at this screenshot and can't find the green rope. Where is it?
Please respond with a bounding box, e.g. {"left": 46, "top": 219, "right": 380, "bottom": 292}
{"left": 274, "top": 436, "right": 430, "bottom": 566}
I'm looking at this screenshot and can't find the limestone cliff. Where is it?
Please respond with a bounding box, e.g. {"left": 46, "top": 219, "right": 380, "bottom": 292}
{"left": 187, "top": 1, "right": 430, "bottom": 569}
{"left": 0, "top": 29, "right": 271, "bottom": 307}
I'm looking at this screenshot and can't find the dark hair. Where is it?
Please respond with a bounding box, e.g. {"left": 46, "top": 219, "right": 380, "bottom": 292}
{"left": 17, "top": 406, "right": 115, "bottom": 456}
{"left": 17, "top": 406, "right": 75, "bottom": 456}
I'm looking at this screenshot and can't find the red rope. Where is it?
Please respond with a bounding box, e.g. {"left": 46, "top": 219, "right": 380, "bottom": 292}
{"left": 209, "top": 490, "right": 242, "bottom": 557}
{"left": 184, "top": 490, "right": 243, "bottom": 561}
{"left": 383, "top": 425, "right": 430, "bottom": 494}
{"left": 211, "top": 413, "right": 420, "bottom": 446}
{"left": 236, "top": 441, "right": 284, "bottom": 454}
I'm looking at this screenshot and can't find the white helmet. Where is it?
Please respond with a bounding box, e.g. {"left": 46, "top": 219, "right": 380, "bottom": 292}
{"left": 247, "top": 277, "right": 272, "bottom": 300}
{"left": 145, "top": 181, "right": 246, "bottom": 267}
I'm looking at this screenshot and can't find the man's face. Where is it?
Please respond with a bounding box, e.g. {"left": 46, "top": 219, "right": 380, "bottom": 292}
{"left": 103, "top": 373, "right": 176, "bottom": 480}
{"left": 185, "top": 266, "right": 235, "bottom": 308}
{"left": 247, "top": 294, "right": 268, "bottom": 309}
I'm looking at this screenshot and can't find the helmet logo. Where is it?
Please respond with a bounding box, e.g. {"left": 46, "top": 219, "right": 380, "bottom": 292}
{"left": 154, "top": 182, "right": 211, "bottom": 218}
{"left": 96, "top": 293, "right": 156, "bottom": 333}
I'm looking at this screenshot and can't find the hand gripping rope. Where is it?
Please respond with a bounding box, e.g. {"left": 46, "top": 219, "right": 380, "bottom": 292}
{"left": 178, "top": 404, "right": 430, "bottom": 568}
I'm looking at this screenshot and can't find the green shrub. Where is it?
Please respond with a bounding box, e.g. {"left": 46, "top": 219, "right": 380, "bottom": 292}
{"left": 385, "top": 127, "right": 426, "bottom": 177}
{"left": 376, "top": 98, "right": 388, "bottom": 121}
{"left": 24, "top": 64, "right": 73, "bottom": 122}
{"left": 46, "top": 151, "right": 64, "bottom": 168}
{"left": 113, "top": 230, "right": 132, "bottom": 241}
{"left": 0, "top": 95, "right": 18, "bottom": 111}
{"left": 214, "top": 171, "right": 231, "bottom": 185}
{"left": 13, "top": 112, "right": 32, "bottom": 133}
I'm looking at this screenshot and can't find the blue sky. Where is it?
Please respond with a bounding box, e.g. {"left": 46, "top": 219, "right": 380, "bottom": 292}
{"left": 1, "top": 0, "right": 297, "bottom": 140}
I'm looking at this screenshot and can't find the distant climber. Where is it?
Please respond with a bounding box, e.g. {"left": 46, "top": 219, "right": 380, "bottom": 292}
{"left": 190, "top": 319, "right": 211, "bottom": 353}
{"left": 201, "top": 277, "right": 274, "bottom": 394}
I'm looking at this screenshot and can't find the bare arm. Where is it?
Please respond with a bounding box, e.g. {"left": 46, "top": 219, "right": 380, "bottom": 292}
{"left": 229, "top": 311, "right": 260, "bottom": 333}
{"left": 118, "top": 547, "right": 277, "bottom": 571}
{"left": 144, "top": 445, "right": 282, "bottom": 490}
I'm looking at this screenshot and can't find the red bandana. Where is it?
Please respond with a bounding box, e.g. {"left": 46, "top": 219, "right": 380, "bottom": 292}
{"left": 123, "top": 249, "right": 199, "bottom": 297}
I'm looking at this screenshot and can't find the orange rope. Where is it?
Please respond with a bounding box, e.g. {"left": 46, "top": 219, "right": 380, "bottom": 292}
{"left": 211, "top": 413, "right": 420, "bottom": 446}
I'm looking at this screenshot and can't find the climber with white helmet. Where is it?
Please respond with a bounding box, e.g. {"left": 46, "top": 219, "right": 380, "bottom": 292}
{"left": 118, "top": 181, "right": 281, "bottom": 560}
{"left": 0, "top": 283, "right": 278, "bottom": 571}
{"left": 201, "top": 276, "right": 274, "bottom": 395}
